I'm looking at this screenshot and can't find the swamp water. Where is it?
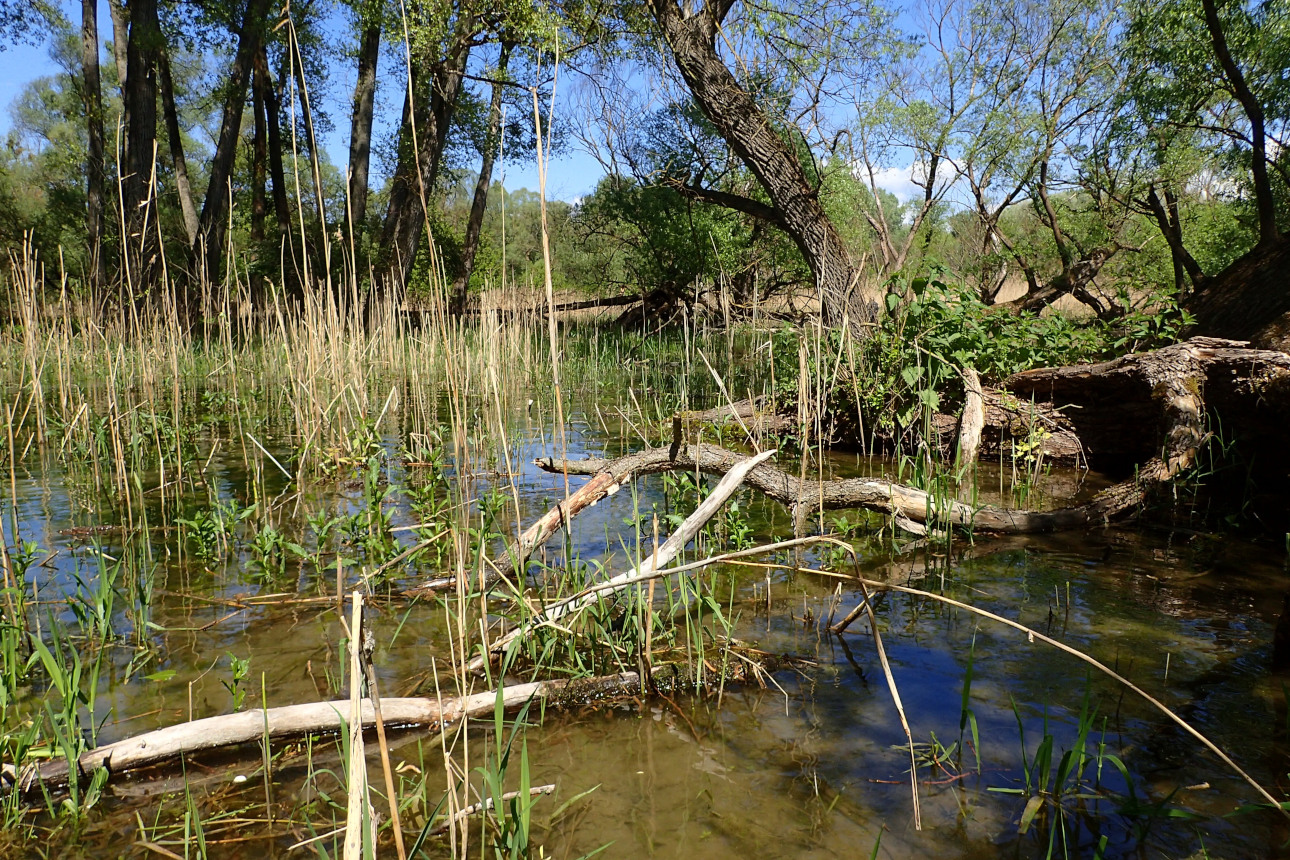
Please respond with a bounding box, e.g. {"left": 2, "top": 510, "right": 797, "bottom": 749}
{"left": 2, "top": 325, "right": 1288, "bottom": 859}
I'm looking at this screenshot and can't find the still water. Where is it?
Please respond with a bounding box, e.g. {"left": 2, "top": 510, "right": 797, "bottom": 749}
{"left": 4, "top": 338, "right": 1289, "bottom": 859}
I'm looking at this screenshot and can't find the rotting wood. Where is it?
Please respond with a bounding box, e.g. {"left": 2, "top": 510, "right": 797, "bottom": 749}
{"left": 16, "top": 665, "right": 716, "bottom": 794}
{"left": 956, "top": 367, "right": 984, "bottom": 469}
{"left": 1003, "top": 336, "right": 1290, "bottom": 468}
{"left": 407, "top": 338, "right": 1290, "bottom": 597}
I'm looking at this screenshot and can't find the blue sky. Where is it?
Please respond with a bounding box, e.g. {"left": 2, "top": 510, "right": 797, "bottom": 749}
{"left": 0, "top": 1, "right": 922, "bottom": 206}
{"left": 0, "top": 2, "right": 606, "bottom": 202}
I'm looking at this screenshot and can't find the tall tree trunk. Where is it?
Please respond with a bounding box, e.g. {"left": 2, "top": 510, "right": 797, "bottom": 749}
{"left": 250, "top": 53, "right": 268, "bottom": 298}
{"left": 194, "top": 0, "right": 269, "bottom": 284}
{"left": 450, "top": 41, "right": 512, "bottom": 317}
{"left": 253, "top": 46, "right": 299, "bottom": 294}
{"left": 379, "top": 38, "right": 472, "bottom": 290}
{"left": 346, "top": 11, "right": 381, "bottom": 241}
{"left": 253, "top": 48, "right": 291, "bottom": 237}
{"left": 645, "top": 0, "right": 871, "bottom": 333}
{"left": 157, "top": 45, "right": 199, "bottom": 245}
{"left": 123, "top": 0, "right": 161, "bottom": 297}
{"left": 81, "top": 0, "right": 107, "bottom": 292}
{"left": 289, "top": 30, "right": 329, "bottom": 253}
{"left": 108, "top": 0, "right": 129, "bottom": 135}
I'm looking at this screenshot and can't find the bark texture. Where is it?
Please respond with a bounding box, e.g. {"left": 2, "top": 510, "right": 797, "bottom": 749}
{"left": 1184, "top": 239, "right": 1290, "bottom": 351}
{"left": 157, "top": 44, "right": 198, "bottom": 245}
{"left": 345, "top": 14, "right": 381, "bottom": 239}
{"left": 123, "top": 0, "right": 161, "bottom": 295}
{"left": 379, "top": 35, "right": 473, "bottom": 290}
{"left": 20, "top": 668, "right": 702, "bottom": 791}
{"left": 194, "top": 0, "right": 269, "bottom": 283}
{"left": 450, "top": 41, "right": 513, "bottom": 316}
{"left": 645, "top": 0, "right": 872, "bottom": 334}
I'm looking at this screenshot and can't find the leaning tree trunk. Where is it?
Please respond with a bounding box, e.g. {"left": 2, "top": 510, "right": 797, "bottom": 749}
{"left": 645, "top": 0, "right": 872, "bottom": 334}
{"left": 81, "top": 0, "right": 107, "bottom": 292}
{"left": 345, "top": 11, "right": 381, "bottom": 241}
{"left": 193, "top": 0, "right": 269, "bottom": 286}
{"left": 450, "top": 41, "right": 513, "bottom": 317}
{"left": 157, "top": 44, "right": 199, "bottom": 245}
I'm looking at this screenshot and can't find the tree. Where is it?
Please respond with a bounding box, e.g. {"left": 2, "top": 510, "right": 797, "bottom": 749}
{"left": 378, "top": 4, "right": 481, "bottom": 290}
{"left": 80, "top": 0, "right": 107, "bottom": 291}
{"left": 450, "top": 39, "right": 514, "bottom": 315}
{"left": 643, "top": 0, "right": 879, "bottom": 333}
{"left": 1119, "top": 0, "right": 1290, "bottom": 345}
{"left": 344, "top": 0, "right": 384, "bottom": 244}
{"left": 192, "top": 0, "right": 271, "bottom": 285}
{"left": 122, "top": 0, "right": 162, "bottom": 296}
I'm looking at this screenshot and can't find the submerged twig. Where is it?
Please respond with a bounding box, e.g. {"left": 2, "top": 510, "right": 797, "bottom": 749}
{"left": 826, "top": 573, "right": 1290, "bottom": 821}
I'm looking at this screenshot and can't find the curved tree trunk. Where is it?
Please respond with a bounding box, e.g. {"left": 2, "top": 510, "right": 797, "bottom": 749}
{"left": 1184, "top": 238, "right": 1290, "bottom": 350}
{"left": 645, "top": 0, "right": 872, "bottom": 334}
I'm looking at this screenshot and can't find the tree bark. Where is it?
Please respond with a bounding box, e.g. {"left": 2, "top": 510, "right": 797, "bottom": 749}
{"left": 645, "top": 0, "right": 872, "bottom": 334}
{"left": 1144, "top": 184, "right": 1205, "bottom": 293}
{"left": 249, "top": 51, "right": 268, "bottom": 299}
{"left": 450, "top": 41, "right": 513, "bottom": 316}
{"left": 345, "top": 10, "right": 381, "bottom": 240}
{"left": 81, "top": 0, "right": 107, "bottom": 292}
{"left": 107, "top": 0, "right": 128, "bottom": 132}
{"left": 122, "top": 0, "right": 161, "bottom": 297}
{"left": 379, "top": 38, "right": 473, "bottom": 290}
{"left": 253, "top": 47, "right": 291, "bottom": 238}
{"left": 157, "top": 44, "right": 199, "bottom": 245}
{"left": 193, "top": 0, "right": 269, "bottom": 284}
{"left": 253, "top": 46, "right": 300, "bottom": 295}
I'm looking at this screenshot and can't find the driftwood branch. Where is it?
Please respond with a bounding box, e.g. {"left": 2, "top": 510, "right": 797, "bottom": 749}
{"left": 17, "top": 669, "right": 691, "bottom": 793}
{"left": 464, "top": 449, "right": 777, "bottom": 672}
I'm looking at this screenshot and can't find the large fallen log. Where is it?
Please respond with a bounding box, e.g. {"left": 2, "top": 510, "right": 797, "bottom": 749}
{"left": 1003, "top": 336, "right": 1290, "bottom": 472}
{"left": 535, "top": 441, "right": 1148, "bottom": 535}
{"left": 14, "top": 666, "right": 703, "bottom": 793}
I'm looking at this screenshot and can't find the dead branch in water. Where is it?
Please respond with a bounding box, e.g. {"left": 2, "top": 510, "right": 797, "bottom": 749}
{"left": 534, "top": 441, "right": 1150, "bottom": 536}
{"left": 463, "top": 449, "right": 778, "bottom": 672}
{"left": 13, "top": 666, "right": 710, "bottom": 794}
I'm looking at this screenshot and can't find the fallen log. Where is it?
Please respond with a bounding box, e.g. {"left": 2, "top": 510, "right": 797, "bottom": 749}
{"left": 14, "top": 666, "right": 705, "bottom": 794}
{"left": 1003, "top": 336, "right": 1290, "bottom": 472}
{"left": 535, "top": 441, "right": 1150, "bottom": 536}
